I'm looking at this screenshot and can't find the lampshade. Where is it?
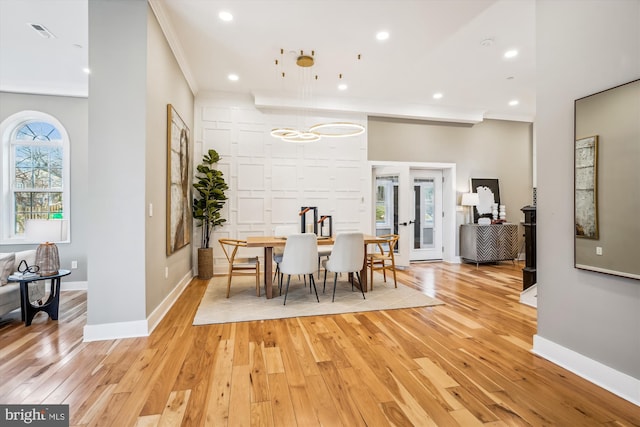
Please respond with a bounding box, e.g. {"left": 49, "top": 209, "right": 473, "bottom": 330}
{"left": 25, "top": 219, "right": 67, "bottom": 242}
{"left": 461, "top": 192, "right": 480, "bottom": 206}
{"left": 25, "top": 219, "right": 67, "bottom": 276}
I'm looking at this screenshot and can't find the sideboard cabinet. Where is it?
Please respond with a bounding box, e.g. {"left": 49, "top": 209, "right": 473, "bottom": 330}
{"left": 460, "top": 223, "right": 519, "bottom": 265}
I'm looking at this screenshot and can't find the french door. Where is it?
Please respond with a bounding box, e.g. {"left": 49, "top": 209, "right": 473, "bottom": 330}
{"left": 373, "top": 165, "right": 444, "bottom": 266}
{"left": 410, "top": 170, "right": 443, "bottom": 261}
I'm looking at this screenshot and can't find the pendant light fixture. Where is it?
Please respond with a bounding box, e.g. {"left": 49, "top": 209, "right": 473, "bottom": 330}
{"left": 270, "top": 49, "right": 365, "bottom": 143}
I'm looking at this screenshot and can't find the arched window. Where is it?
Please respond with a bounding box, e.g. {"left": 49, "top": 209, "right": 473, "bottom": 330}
{"left": 1, "top": 111, "right": 70, "bottom": 243}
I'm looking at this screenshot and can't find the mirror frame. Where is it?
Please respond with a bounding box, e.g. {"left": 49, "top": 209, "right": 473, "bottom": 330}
{"left": 574, "top": 78, "right": 640, "bottom": 280}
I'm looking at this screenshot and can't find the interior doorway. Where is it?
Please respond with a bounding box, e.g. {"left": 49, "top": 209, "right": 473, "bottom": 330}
{"left": 371, "top": 161, "right": 456, "bottom": 267}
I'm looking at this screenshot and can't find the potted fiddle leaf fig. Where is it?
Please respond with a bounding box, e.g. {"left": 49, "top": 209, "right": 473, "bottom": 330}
{"left": 192, "top": 149, "right": 228, "bottom": 279}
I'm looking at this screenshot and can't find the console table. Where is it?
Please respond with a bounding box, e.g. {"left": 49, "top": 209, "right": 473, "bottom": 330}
{"left": 7, "top": 269, "right": 70, "bottom": 326}
{"left": 460, "top": 224, "right": 519, "bottom": 266}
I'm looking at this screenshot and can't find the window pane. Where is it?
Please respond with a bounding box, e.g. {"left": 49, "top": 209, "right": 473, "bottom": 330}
{"left": 49, "top": 148, "right": 63, "bottom": 168}
{"left": 15, "top": 146, "right": 34, "bottom": 166}
{"left": 33, "top": 168, "right": 51, "bottom": 187}
{"left": 14, "top": 192, "right": 64, "bottom": 219}
{"left": 49, "top": 193, "right": 63, "bottom": 218}
{"left": 13, "top": 147, "right": 63, "bottom": 189}
{"left": 15, "top": 121, "right": 61, "bottom": 141}
{"left": 50, "top": 168, "right": 63, "bottom": 188}
{"left": 14, "top": 167, "right": 33, "bottom": 188}
{"left": 15, "top": 213, "right": 26, "bottom": 234}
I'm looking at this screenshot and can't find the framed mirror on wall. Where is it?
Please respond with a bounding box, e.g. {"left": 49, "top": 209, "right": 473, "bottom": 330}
{"left": 574, "top": 79, "right": 640, "bottom": 280}
{"left": 575, "top": 135, "right": 598, "bottom": 239}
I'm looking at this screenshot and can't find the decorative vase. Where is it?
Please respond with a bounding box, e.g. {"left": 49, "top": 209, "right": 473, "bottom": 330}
{"left": 35, "top": 242, "right": 60, "bottom": 276}
{"left": 197, "top": 247, "right": 214, "bottom": 279}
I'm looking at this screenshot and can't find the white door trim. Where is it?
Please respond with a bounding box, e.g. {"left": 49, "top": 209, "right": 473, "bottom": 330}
{"left": 369, "top": 161, "right": 457, "bottom": 266}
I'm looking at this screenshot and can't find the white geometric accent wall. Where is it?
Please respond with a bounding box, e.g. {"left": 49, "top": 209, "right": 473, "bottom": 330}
{"left": 194, "top": 92, "right": 371, "bottom": 274}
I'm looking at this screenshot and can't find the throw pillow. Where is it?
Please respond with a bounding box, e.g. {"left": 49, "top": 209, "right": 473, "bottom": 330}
{"left": 0, "top": 253, "right": 16, "bottom": 286}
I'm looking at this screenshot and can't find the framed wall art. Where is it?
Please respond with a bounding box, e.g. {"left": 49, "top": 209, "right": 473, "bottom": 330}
{"left": 166, "top": 104, "right": 191, "bottom": 255}
{"left": 574, "top": 135, "right": 598, "bottom": 239}
{"left": 470, "top": 178, "right": 500, "bottom": 223}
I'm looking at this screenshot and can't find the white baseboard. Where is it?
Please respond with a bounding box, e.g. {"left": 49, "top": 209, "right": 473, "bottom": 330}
{"left": 533, "top": 335, "right": 640, "bottom": 406}
{"left": 519, "top": 284, "right": 537, "bottom": 308}
{"left": 83, "top": 319, "right": 149, "bottom": 342}
{"left": 61, "top": 280, "right": 88, "bottom": 291}
{"left": 83, "top": 271, "right": 193, "bottom": 342}
{"left": 147, "top": 270, "right": 193, "bottom": 334}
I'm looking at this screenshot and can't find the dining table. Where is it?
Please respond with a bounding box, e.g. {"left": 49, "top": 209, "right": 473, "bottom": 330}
{"left": 246, "top": 234, "right": 385, "bottom": 299}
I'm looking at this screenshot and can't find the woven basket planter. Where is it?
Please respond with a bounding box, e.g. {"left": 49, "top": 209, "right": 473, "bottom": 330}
{"left": 197, "top": 247, "right": 214, "bottom": 279}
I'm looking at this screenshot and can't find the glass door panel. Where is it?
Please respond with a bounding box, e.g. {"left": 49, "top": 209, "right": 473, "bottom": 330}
{"left": 410, "top": 170, "right": 442, "bottom": 260}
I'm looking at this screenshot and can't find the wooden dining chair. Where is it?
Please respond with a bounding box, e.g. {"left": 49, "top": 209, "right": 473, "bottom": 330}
{"left": 219, "top": 238, "right": 260, "bottom": 298}
{"left": 367, "top": 234, "right": 399, "bottom": 289}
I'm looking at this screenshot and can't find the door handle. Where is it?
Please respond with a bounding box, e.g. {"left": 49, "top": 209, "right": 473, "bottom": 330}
{"left": 399, "top": 222, "right": 408, "bottom": 226}
{"left": 409, "top": 220, "right": 415, "bottom": 224}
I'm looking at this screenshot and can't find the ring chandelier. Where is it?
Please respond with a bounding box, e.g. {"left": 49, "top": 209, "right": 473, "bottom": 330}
{"left": 270, "top": 122, "right": 365, "bottom": 143}
{"left": 270, "top": 49, "right": 366, "bottom": 143}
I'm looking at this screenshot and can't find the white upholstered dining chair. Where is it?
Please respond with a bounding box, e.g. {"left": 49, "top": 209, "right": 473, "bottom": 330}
{"left": 322, "top": 232, "right": 365, "bottom": 302}
{"left": 273, "top": 225, "right": 298, "bottom": 286}
{"left": 278, "top": 233, "right": 320, "bottom": 305}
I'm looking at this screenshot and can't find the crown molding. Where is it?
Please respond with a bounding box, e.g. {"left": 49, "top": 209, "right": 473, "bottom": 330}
{"left": 148, "top": 0, "right": 198, "bottom": 96}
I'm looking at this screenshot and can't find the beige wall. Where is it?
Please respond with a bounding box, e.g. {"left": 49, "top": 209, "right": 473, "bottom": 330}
{"left": 145, "top": 6, "right": 195, "bottom": 316}
{"left": 368, "top": 117, "right": 534, "bottom": 228}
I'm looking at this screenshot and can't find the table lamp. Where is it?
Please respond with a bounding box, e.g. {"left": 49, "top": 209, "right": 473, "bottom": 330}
{"left": 25, "top": 219, "right": 67, "bottom": 276}
{"left": 461, "top": 193, "right": 480, "bottom": 224}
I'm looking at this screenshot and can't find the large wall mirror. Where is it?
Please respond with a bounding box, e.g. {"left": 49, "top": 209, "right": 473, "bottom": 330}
{"left": 574, "top": 78, "right": 640, "bottom": 280}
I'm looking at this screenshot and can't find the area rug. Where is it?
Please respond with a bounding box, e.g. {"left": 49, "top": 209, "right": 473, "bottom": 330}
{"left": 193, "top": 273, "right": 444, "bottom": 325}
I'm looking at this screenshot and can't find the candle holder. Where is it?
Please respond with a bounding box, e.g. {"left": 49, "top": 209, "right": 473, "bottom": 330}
{"left": 318, "top": 215, "right": 333, "bottom": 237}
{"left": 299, "top": 206, "right": 318, "bottom": 234}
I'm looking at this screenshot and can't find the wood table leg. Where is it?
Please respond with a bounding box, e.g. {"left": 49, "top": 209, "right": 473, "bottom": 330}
{"left": 360, "top": 243, "right": 369, "bottom": 292}
{"left": 264, "top": 246, "right": 273, "bottom": 299}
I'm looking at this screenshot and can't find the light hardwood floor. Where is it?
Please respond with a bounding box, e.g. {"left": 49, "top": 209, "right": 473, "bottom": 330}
{"left": 1, "top": 261, "right": 639, "bottom": 426}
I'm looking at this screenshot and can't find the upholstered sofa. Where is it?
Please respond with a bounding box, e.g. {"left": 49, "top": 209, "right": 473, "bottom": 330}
{"left": 0, "top": 250, "right": 45, "bottom": 318}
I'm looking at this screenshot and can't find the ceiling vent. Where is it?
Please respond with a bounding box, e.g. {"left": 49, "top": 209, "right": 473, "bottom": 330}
{"left": 28, "top": 23, "right": 56, "bottom": 39}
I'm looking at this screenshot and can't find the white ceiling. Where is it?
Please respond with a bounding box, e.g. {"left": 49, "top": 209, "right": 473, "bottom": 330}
{"left": 0, "top": 0, "right": 536, "bottom": 123}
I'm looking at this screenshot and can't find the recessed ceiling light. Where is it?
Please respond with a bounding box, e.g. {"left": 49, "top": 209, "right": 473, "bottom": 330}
{"left": 28, "top": 23, "right": 56, "bottom": 39}
{"left": 509, "top": 100, "right": 519, "bottom": 106}
{"left": 504, "top": 49, "right": 519, "bottom": 59}
{"left": 82, "top": 68, "right": 91, "bottom": 74}
{"left": 228, "top": 74, "right": 239, "bottom": 81}
{"left": 376, "top": 31, "right": 389, "bottom": 41}
{"left": 219, "top": 11, "right": 233, "bottom": 21}
{"left": 480, "top": 38, "right": 494, "bottom": 47}
{"left": 433, "top": 92, "right": 443, "bottom": 100}
{"left": 338, "top": 83, "right": 348, "bottom": 91}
